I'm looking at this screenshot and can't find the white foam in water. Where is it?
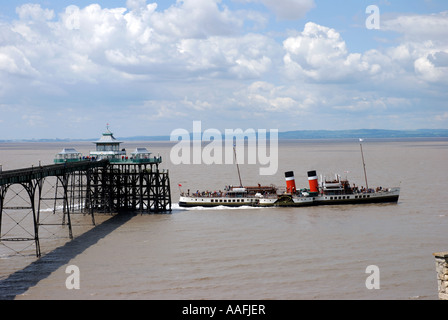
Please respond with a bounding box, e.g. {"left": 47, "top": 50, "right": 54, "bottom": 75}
{"left": 39, "top": 206, "right": 63, "bottom": 213}
{"left": 39, "top": 203, "right": 259, "bottom": 213}
{"left": 39, "top": 204, "right": 83, "bottom": 213}
{"left": 170, "top": 203, "right": 259, "bottom": 211}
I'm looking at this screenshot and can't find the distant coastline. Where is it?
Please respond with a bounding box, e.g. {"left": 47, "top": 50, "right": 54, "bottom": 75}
{"left": 2, "top": 129, "right": 448, "bottom": 143}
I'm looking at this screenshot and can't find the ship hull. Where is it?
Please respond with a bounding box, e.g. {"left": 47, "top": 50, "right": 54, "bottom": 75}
{"left": 314, "top": 194, "right": 399, "bottom": 206}
{"left": 179, "top": 188, "right": 400, "bottom": 208}
{"left": 257, "top": 195, "right": 314, "bottom": 207}
{"left": 259, "top": 188, "right": 400, "bottom": 207}
{"left": 178, "top": 196, "right": 259, "bottom": 208}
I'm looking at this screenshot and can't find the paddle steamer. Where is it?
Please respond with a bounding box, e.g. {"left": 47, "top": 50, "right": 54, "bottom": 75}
{"left": 178, "top": 139, "right": 400, "bottom": 208}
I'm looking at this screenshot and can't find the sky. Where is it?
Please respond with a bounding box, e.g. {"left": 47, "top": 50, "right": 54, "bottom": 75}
{"left": 0, "top": 0, "right": 447, "bottom": 140}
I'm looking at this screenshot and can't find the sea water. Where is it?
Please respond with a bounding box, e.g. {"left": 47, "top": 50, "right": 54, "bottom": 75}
{"left": 0, "top": 139, "right": 447, "bottom": 300}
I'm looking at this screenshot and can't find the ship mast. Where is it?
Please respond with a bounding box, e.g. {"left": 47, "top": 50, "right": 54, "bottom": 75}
{"left": 233, "top": 143, "right": 243, "bottom": 187}
{"left": 359, "top": 138, "right": 369, "bottom": 190}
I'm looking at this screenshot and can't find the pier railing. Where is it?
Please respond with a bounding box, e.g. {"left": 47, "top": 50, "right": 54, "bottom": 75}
{"left": 0, "top": 160, "right": 108, "bottom": 186}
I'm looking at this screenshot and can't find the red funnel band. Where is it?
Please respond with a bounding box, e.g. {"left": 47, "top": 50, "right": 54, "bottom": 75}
{"left": 286, "top": 179, "right": 296, "bottom": 193}
{"left": 308, "top": 175, "right": 318, "bottom": 193}
{"left": 285, "top": 172, "right": 296, "bottom": 193}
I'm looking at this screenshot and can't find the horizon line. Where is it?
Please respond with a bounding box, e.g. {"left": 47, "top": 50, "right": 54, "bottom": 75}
{"left": 2, "top": 128, "right": 448, "bottom": 143}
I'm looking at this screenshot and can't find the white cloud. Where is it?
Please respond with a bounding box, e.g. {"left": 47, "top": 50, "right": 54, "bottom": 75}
{"left": 249, "top": 0, "right": 315, "bottom": 20}
{"left": 282, "top": 22, "right": 372, "bottom": 82}
{"left": 177, "top": 33, "right": 278, "bottom": 78}
{"left": 0, "top": 46, "right": 38, "bottom": 76}
{"left": 414, "top": 54, "right": 448, "bottom": 83}
{"left": 151, "top": 0, "right": 242, "bottom": 39}
{"left": 282, "top": 17, "right": 448, "bottom": 93}
{"left": 0, "top": 1, "right": 446, "bottom": 139}
{"left": 234, "top": 81, "right": 313, "bottom": 114}
{"left": 22, "top": 113, "right": 46, "bottom": 127}
{"left": 381, "top": 11, "right": 448, "bottom": 84}
{"left": 16, "top": 3, "right": 54, "bottom": 21}
{"left": 126, "top": 0, "right": 149, "bottom": 11}
{"left": 4, "top": 3, "right": 445, "bottom": 87}
{"left": 435, "top": 112, "right": 448, "bottom": 122}
{"left": 382, "top": 11, "right": 448, "bottom": 43}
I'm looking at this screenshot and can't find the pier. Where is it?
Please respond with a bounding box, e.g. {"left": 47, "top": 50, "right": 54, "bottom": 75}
{"left": 0, "top": 128, "right": 171, "bottom": 257}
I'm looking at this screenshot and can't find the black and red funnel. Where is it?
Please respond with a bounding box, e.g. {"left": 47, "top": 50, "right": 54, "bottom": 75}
{"left": 308, "top": 170, "right": 319, "bottom": 195}
{"left": 285, "top": 171, "right": 296, "bottom": 194}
